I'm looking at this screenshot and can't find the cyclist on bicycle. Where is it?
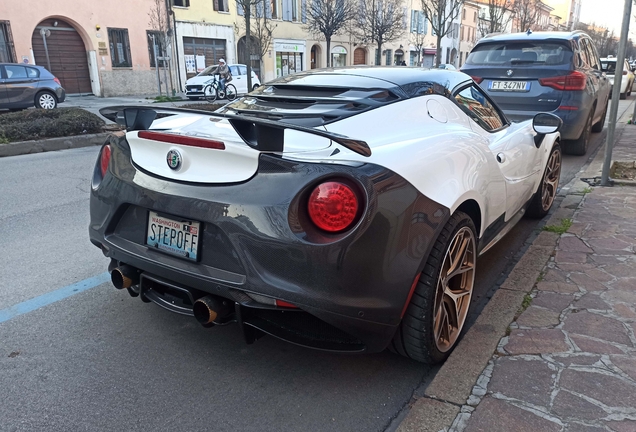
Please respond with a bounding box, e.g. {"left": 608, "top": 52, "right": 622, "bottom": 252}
{"left": 217, "top": 59, "right": 230, "bottom": 91}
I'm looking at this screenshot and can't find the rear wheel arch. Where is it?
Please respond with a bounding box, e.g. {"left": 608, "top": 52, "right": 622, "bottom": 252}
{"left": 456, "top": 199, "right": 482, "bottom": 238}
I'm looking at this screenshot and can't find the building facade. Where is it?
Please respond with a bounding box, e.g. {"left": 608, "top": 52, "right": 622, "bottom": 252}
{"left": 458, "top": 1, "right": 480, "bottom": 67}
{"left": 1, "top": 0, "right": 182, "bottom": 97}
{"left": 1, "top": 0, "right": 461, "bottom": 97}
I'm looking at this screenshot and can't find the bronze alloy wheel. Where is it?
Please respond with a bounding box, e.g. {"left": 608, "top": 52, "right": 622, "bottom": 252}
{"left": 541, "top": 148, "right": 562, "bottom": 212}
{"left": 432, "top": 226, "right": 476, "bottom": 352}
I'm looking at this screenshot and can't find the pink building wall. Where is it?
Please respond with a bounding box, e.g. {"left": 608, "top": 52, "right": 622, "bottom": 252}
{"left": 2, "top": 0, "right": 169, "bottom": 96}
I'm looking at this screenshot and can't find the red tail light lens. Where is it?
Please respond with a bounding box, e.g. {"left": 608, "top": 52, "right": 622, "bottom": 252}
{"left": 138, "top": 131, "right": 225, "bottom": 150}
{"left": 471, "top": 76, "right": 483, "bottom": 84}
{"left": 623, "top": 70, "right": 628, "bottom": 76}
{"left": 539, "top": 71, "right": 586, "bottom": 91}
{"left": 53, "top": 77, "right": 61, "bottom": 85}
{"left": 275, "top": 300, "right": 298, "bottom": 308}
{"left": 100, "top": 144, "right": 111, "bottom": 177}
{"left": 307, "top": 181, "right": 359, "bottom": 233}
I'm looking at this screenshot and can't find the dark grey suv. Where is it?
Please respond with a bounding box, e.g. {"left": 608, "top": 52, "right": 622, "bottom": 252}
{"left": 0, "top": 63, "right": 66, "bottom": 110}
{"left": 461, "top": 31, "right": 611, "bottom": 155}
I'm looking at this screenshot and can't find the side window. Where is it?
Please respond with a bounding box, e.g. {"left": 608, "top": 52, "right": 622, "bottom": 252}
{"left": 239, "top": 65, "right": 247, "bottom": 76}
{"left": 577, "top": 39, "right": 590, "bottom": 68}
{"left": 26, "top": 67, "right": 39, "bottom": 78}
{"left": 454, "top": 85, "right": 506, "bottom": 132}
{"left": 229, "top": 65, "right": 239, "bottom": 76}
{"left": 5, "top": 65, "right": 27, "bottom": 79}
{"left": 584, "top": 39, "right": 600, "bottom": 70}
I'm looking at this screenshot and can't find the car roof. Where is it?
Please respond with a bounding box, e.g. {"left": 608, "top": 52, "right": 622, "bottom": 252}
{"left": 266, "top": 66, "right": 472, "bottom": 98}
{"left": 220, "top": 66, "right": 474, "bottom": 128}
{"left": 477, "top": 30, "right": 586, "bottom": 44}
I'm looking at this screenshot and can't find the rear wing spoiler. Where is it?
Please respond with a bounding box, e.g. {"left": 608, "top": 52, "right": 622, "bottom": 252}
{"left": 98, "top": 106, "right": 371, "bottom": 157}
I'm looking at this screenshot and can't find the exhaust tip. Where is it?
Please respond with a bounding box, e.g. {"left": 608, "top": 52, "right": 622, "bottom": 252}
{"left": 111, "top": 265, "right": 139, "bottom": 289}
{"left": 193, "top": 297, "right": 219, "bottom": 325}
{"left": 193, "top": 296, "right": 233, "bottom": 326}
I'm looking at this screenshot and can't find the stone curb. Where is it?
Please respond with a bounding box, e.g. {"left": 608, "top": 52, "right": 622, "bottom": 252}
{"left": 0, "top": 133, "right": 111, "bottom": 158}
{"left": 394, "top": 110, "right": 634, "bottom": 432}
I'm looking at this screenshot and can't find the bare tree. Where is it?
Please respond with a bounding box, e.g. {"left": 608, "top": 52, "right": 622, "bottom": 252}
{"left": 410, "top": 29, "right": 427, "bottom": 67}
{"left": 236, "top": 0, "right": 264, "bottom": 89}
{"left": 236, "top": 0, "right": 277, "bottom": 83}
{"left": 148, "top": 0, "right": 174, "bottom": 95}
{"left": 477, "top": 0, "right": 514, "bottom": 38}
{"left": 356, "top": 0, "right": 406, "bottom": 65}
{"left": 513, "top": 0, "right": 539, "bottom": 32}
{"left": 305, "top": 0, "right": 356, "bottom": 67}
{"left": 421, "top": 0, "right": 464, "bottom": 67}
{"left": 575, "top": 22, "right": 619, "bottom": 58}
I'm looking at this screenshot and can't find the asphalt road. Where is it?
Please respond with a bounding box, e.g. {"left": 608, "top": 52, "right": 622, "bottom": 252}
{"left": 0, "top": 98, "right": 632, "bottom": 432}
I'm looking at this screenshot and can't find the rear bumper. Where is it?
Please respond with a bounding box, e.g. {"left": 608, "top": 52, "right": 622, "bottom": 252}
{"left": 56, "top": 88, "right": 66, "bottom": 103}
{"left": 89, "top": 134, "right": 450, "bottom": 353}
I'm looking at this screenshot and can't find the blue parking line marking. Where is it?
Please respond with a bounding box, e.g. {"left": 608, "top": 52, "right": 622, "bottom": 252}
{"left": 0, "top": 272, "right": 110, "bottom": 324}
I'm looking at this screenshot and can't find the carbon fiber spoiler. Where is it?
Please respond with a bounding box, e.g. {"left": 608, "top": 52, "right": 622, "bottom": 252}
{"left": 98, "top": 105, "right": 371, "bottom": 157}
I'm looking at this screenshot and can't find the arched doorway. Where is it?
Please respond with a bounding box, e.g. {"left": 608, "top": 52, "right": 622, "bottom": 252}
{"left": 310, "top": 44, "right": 321, "bottom": 69}
{"left": 237, "top": 36, "right": 261, "bottom": 79}
{"left": 31, "top": 18, "right": 91, "bottom": 94}
{"left": 353, "top": 47, "right": 366, "bottom": 65}
{"left": 450, "top": 48, "right": 458, "bottom": 66}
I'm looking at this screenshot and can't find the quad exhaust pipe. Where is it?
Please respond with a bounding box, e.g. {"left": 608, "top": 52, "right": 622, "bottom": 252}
{"left": 111, "top": 265, "right": 140, "bottom": 289}
{"left": 193, "top": 296, "right": 233, "bottom": 326}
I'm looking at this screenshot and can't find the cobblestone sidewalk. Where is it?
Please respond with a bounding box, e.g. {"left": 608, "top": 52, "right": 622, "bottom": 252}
{"left": 447, "top": 129, "right": 636, "bottom": 432}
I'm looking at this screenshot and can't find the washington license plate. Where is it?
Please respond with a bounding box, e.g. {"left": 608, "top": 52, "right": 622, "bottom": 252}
{"left": 489, "top": 81, "right": 530, "bottom": 91}
{"left": 146, "top": 211, "right": 200, "bottom": 261}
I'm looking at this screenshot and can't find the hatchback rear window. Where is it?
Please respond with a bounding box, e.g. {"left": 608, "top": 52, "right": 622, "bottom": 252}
{"left": 466, "top": 42, "right": 573, "bottom": 66}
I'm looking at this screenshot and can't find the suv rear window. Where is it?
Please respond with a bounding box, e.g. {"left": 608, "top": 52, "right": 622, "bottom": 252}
{"left": 466, "top": 42, "right": 573, "bottom": 66}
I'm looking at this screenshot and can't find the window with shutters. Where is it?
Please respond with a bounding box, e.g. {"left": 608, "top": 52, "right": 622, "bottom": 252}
{"left": 213, "top": 0, "right": 229, "bottom": 12}
{"left": 385, "top": 49, "right": 392, "bottom": 65}
{"left": 0, "top": 21, "right": 16, "bottom": 63}
{"left": 108, "top": 28, "right": 132, "bottom": 68}
{"left": 271, "top": 0, "right": 280, "bottom": 19}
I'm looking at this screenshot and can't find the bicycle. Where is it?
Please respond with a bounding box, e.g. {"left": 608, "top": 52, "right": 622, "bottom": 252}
{"left": 203, "top": 75, "right": 237, "bottom": 102}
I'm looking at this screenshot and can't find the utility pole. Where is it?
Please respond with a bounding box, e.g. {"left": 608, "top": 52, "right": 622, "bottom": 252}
{"left": 601, "top": 0, "right": 632, "bottom": 186}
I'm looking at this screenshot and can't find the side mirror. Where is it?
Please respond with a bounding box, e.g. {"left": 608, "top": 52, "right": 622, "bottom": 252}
{"left": 532, "top": 113, "right": 562, "bottom": 147}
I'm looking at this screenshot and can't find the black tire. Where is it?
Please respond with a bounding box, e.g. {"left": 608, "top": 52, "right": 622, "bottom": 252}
{"left": 225, "top": 84, "right": 237, "bottom": 101}
{"left": 591, "top": 102, "right": 607, "bottom": 133}
{"left": 526, "top": 143, "right": 562, "bottom": 219}
{"left": 203, "top": 85, "right": 217, "bottom": 103}
{"left": 390, "top": 211, "right": 477, "bottom": 364}
{"left": 35, "top": 91, "right": 57, "bottom": 109}
{"left": 252, "top": 84, "right": 260, "bottom": 91}
{"left": 565, "top": 108, "right": 593, "bottom": 156}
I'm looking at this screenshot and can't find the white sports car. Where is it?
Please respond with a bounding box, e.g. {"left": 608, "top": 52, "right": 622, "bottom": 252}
{"left": 92, "top": 67, "right": 562, "bottom": 364}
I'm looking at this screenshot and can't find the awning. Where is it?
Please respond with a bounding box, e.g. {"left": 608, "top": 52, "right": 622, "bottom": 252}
{"left": 395, "top": 49, "right": 404, "bottom": 56}
{"left": 424, "top": 48, "right": 437, "bottom": 55}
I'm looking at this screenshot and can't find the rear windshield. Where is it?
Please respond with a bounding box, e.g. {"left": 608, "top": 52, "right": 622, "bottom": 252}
{"left": 600, "top": 60, "right": 617, "bottom": 73}
{"left": 466, "top": 42, "right": 573, "bottom": 66}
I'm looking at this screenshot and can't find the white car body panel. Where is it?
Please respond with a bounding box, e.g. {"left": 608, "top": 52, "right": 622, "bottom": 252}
{"left": 125, "top": 92, "right": 558, "bottom": 241}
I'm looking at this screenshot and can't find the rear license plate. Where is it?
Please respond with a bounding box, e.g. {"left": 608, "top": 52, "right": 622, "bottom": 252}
{"left": 146, "top": 211, "right": 200, "bottom": 261}
{"left": 489, "top": 81, "right": 530, "bottom": 91}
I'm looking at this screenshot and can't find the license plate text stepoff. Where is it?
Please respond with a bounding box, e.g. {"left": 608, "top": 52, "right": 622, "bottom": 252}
{"left": 146, "top": 212, "right": 200, "bottom": 261}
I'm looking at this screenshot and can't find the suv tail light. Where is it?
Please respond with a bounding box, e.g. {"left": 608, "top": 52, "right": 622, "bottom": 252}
{"left": 307, "top": 181, "right": 360, "bottom": 233}
{"left": 53, "top": 77, "right": 61, "bottom": 85}
{"left": 471, "top": 76, "right": 483, "bottom": 84}
{"left": 539, "top": 71, "right": 586, "bottom": 91}
{"left": 100, "top": 144, "right": 112, "bottom": 177}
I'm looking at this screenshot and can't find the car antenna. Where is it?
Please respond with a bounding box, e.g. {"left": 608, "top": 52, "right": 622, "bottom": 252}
{"left": 526, "top": 29, "right": 533, "bottom": 35}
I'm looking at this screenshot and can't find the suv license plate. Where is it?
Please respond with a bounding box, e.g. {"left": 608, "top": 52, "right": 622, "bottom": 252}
{"left": 489, "top": 81, "right": 530, "bottom": 91}
{"left": 146, "top": 211, "right": 200, "bottom": 261}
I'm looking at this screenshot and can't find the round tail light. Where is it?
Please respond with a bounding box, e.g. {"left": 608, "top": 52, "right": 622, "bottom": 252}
{"left": 307, "top": 181, "right": 359, "bottom": 233}
{"left": 100, "top": 144, "right": 112, "bottom": 177}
